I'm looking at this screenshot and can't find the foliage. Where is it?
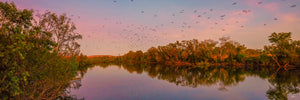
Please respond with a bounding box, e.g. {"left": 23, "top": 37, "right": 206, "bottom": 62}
{"left": 121, "top": 37, "right": 255, "bottom": 66}
{"left": 0, "top": 2, "right": 82, "bottom": 99}
{"left": 119, "top": 33, "right": 299, "bottom": 68}
{"left": 264, "top": 32, "right": 300, "bottom": 68}
{"left": 36, "top": 11, "right": 82, "bottom": 56}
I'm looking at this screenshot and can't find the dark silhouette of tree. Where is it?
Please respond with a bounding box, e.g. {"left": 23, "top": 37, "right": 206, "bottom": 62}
{"left": 36, "top": 11, "right": 82, "bottom": 56}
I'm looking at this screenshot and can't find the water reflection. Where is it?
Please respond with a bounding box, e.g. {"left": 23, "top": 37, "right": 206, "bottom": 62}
{"left": 71, "top": 64, "right": 300, "bottom": 99}
{"left": 266, "top": 71, "right": 300, "bottom": 100}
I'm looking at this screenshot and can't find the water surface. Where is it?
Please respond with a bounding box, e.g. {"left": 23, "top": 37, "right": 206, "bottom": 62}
{"left": 70, "top": 64, "right": 300, "bottom": 100}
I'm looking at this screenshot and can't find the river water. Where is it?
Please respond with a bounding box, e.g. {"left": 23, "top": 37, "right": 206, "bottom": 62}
{"left": 69, "top": 64, "right": 300, "bottom": 100}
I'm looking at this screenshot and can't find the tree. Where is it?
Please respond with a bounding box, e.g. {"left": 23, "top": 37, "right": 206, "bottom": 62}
{"left": 218, "top": 36, "right": 231, "bottom": 63}
{"left": 135, "top": 50, "right": 144, "bottom": 61}
{"left": 0, "top": 2, "right": 35, "bottom": 97}
{"left": 265, "top": 32, "right": 299, "bottom": 70}
{"left": 199, "top": 39, "right": 218, "bottom": 63}
{"left": 147, "top": 47, "right": 158, "bottom": 62}
{"left": 36, "top": 11, "right": 82, "bottom": 56}
{"left": 0, "top": 2, "right": 81, "bottom": 99}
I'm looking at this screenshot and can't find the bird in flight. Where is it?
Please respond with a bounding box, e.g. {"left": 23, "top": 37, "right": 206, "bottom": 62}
{"left": 257, "top": 2, "right": 263, "bottom": 5}
{"left": 290, "top": 5, "right": 296, "bottom": 8}
{"left": 179, "top": 9, "right": 184, "bottom": 13}
{"left": 232, "top": 2, "right": 237, "bottom": 5}
{"left": 242, "top": 10, "right": 251, "bottom": 13}
{"left": 194, "top": 10, "right": 197, "bottom": 13}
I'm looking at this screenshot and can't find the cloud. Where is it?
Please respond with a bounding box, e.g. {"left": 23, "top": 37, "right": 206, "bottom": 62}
{"left": 245, "top": 0, "right": 279, "bottom": 12}
{"left": 280, "top": 13, "right": 300, "bottom": 22}
{"left": 263, "top": 3, "right": 279, "bottom": 12}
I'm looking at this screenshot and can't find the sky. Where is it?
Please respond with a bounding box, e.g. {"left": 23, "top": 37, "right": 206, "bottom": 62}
{"left": 2, "top": 0, "right": 300, "bottom": 56}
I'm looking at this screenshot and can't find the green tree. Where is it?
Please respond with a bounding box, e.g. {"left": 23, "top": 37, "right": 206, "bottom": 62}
{"left": 0, "top": 2, "right": 82, "bottom": 99}
{"left": 0, "top": 2, "right": 38, "bottom": 96}
{"left": 265, "top": 32, "right": 299, "bottom": 69}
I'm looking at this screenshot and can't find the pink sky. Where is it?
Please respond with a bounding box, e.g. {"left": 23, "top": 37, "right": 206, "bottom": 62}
{"left": 3, "top": 0, "right": 300, "bottom": 55}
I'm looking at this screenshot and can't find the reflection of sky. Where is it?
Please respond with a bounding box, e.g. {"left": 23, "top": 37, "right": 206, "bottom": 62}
{"left": 4, "top": 0, "right": 300, "bottom": 55}
{"left": 69, "top": 65, "right": 300, "bottom": 100}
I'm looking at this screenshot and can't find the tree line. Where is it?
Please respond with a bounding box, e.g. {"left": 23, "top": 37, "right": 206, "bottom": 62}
{"left": 118, "top": 32, "right": 299, "bottom": 68}
{"left": 0, "top": 2, "right": 83, "bottom": 99}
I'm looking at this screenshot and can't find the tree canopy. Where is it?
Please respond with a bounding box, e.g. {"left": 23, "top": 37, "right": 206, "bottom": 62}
{"left": 0, "top": 2, "right": 82, "bottom": 99}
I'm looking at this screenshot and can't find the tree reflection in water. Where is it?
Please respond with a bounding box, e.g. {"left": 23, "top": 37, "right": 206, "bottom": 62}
{"left": 266, "top": 70, "right": 300, "bottom": 100}
{"left": 68, "top": 63, "right": 300, "bottom": 99}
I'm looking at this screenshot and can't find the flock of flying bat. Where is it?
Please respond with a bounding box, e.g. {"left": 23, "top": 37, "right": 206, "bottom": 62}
{"left": 81, "top": 0, "right": 297, "bottom": 51}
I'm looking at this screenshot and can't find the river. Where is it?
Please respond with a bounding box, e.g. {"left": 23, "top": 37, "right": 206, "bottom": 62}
{"left": 69, "top": 64, "right": 300, "bottom": 100}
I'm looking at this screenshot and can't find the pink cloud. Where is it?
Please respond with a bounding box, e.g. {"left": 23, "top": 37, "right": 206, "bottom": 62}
{"left": 246, "top": 0, "right": 260, "bottom": 7}
{"left": 263, "top": 3, "right": 279, "bottom": 12}
{"left": 245, "top": 0, "right": 279, "bottom": 12}
{"left": 280, "top": 13, "right": 300, "bottom": 22}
